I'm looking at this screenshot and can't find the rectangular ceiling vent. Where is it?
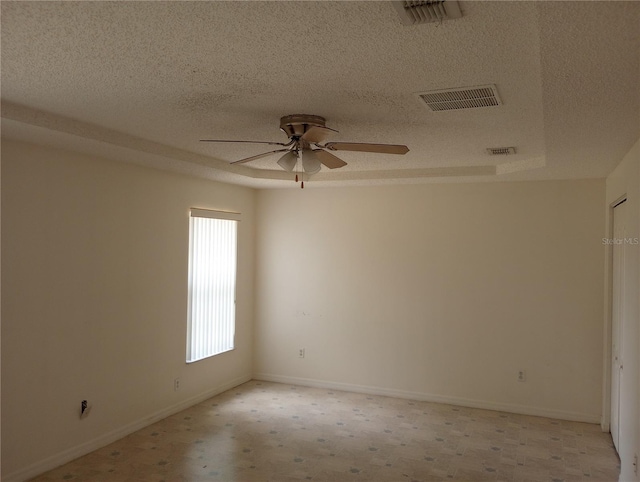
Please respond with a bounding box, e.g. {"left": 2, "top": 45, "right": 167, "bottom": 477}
{"left": 486, "top": 147, "right": 516, "bottom": 156}
{"left": 416, "top": 85, "right": 502, "bottom": 112}
{"left": 392, "top": 1, "right": 462, "bottom": 26}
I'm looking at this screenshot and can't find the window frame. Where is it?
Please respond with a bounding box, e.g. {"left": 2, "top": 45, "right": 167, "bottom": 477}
{"left": 186, "top": 208, "right": 240, "bottom": 363}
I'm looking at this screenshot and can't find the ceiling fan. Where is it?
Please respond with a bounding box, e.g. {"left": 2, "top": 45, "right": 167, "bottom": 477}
{"left": 201, "top": 114, "right": 409, "bottom": 187}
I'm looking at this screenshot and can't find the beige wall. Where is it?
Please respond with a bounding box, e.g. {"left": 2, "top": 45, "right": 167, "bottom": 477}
{"left": 604, "top": 137, "right": 640, "bottom": 482}
{"left": 254, "top": 180, "right": 605, "bottom": 421}
{"left": 1, "top": 140, "right": 255, "bottom": 480}
{"left": 1, "top": 137, "right": 615, "bottom": 479}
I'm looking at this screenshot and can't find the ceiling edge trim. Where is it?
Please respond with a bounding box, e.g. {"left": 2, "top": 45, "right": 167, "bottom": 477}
{"left": 0, "top": 101, "right": 252, "bottom": 176}
{"left": 496, "top": 157, "right": 546, "bottom": 175}
{"left": 312, "top": 166, "right": 496, "bottom": 180}
{"left": 0, "top": 102, "right": 499, "bottom": 183}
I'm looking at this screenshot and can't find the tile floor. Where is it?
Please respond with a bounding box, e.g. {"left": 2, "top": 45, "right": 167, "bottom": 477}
{"left": 30, "top": 381, "right": 620, "bottom": 482}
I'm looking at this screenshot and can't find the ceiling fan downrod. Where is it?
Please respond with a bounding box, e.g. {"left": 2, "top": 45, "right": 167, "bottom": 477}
{"left": 200, "top": 114, "right": 409, "bottom": 181}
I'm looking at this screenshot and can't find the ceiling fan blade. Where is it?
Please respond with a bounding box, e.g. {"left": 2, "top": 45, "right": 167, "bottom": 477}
{"left": 325, "top": 142, "right": 409, "bottom": 155}
{"left": 315, "top": 149, "right": 347, "bottom": 169}
{"left": 200, "top": 139, "right": 289, "bottom": 146}
{"left": 301, "top": 126, "right": 337, "bottom": 144}
{"left": 230, "top": 149, "right": 290, "bottom": 165}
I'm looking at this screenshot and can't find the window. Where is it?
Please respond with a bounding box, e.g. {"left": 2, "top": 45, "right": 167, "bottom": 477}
{"left": 186, "top": 208, "right": 239, "bottom": 362}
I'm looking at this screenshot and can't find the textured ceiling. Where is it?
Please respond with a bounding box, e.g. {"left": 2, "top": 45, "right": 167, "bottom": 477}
{"left": 1, "top": 1, "right": 639, "bottom": 188}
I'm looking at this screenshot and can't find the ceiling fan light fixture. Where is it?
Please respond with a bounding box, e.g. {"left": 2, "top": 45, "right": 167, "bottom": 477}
{"left": 302, "top": 150, "right": 322, "bottom": 175}
{"left": 277, "top": 151, "right": 298, "bottom": 172}
{"left": 201, "top": 114, "right": 409, "bottom": 181}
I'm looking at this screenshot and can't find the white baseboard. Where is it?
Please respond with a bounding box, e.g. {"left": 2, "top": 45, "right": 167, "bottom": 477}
{"left": 253, "top": 373, "right": 601, "bottom": 425}
{"left": 6, "top": 372, "right": 600, "bottom": 481}
{"left": 4, "top": 374, "right": 252, "bottom": 482}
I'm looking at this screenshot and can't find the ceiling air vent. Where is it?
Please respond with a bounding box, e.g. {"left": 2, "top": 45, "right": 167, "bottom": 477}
{"left": 392, "top": 1, "right": 462, "bottom": 26}
{"left": 416, "top": 85, "right": 502, "bottom": 112}
{"left": 486, "top": 147, "right": 516, "bottom": 156}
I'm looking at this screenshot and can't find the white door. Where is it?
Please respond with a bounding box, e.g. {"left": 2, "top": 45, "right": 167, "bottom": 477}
{"left": 611, "top": 199, "right": 626, "bottom": 452}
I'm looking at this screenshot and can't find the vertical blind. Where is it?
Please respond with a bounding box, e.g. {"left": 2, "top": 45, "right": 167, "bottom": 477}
{"left": 187, "top": 209, "right": 239, "bottom": 362}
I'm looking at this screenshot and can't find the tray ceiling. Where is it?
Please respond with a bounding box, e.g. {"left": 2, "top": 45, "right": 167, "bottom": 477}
{"left": 1, "top": 1, "right": 639, "bottom": 188}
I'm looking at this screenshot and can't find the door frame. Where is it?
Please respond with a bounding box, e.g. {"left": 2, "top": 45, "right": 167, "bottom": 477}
{"left": 602, "top": 194, "right": 627, "bottom": 433}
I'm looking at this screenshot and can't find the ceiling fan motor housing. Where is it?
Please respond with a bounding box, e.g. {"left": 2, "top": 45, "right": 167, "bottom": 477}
{"left": 279, "top": 114, "right": 326, "bottom": 138}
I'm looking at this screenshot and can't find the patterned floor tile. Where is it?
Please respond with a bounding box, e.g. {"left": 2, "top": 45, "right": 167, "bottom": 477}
{"left": 28, "top": 381, "right": 620, "bottom": 482}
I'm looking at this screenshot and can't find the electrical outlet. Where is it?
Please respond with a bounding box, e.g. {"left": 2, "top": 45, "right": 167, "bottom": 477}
{"left": 518, "top": 370, "right": 526, "bottom": 382}
{"left": 80, "top": 400, "right": 91, "bottom": 419}
{"left": 299, "top": 348, "right": 305, "bottom": 358}
{"left": 174, "top": 378, "right": 180, "bottom": 391}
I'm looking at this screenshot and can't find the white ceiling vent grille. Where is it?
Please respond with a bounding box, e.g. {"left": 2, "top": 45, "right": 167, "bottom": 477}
{"left": 486, "top": 147, "right": 516, "bottom": 156}
{"left": 392, "top": 1, "right": 462, "bottom": 25}
{"left": 416, "top": 85, "right": 502, "bottom": 112}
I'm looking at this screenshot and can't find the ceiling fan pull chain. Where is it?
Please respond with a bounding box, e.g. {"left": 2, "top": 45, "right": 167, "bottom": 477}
{"left": 201, "top": 115, "right": 408, "bottom": 176}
